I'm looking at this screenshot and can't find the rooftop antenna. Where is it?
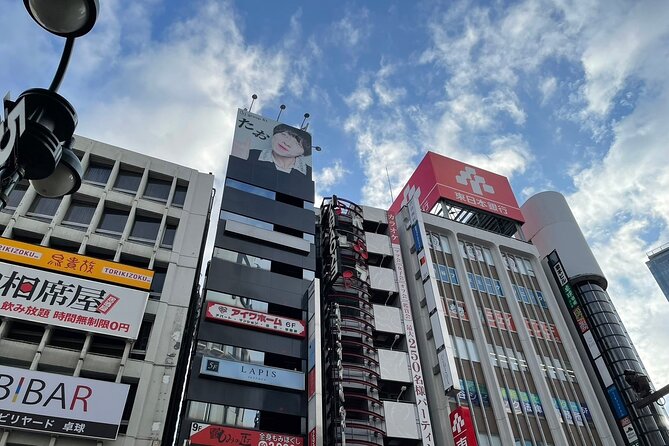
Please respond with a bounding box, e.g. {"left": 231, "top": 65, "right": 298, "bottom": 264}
{"left": 301, "top": 113, "right": 310, "bottom": 130}
{"left": 385, "top": 166, "right": 395, "bottom": 203}
{"left": 248, "top": 94, "right": 257, "bottom": 113}
{"left": 277, "top": 104, "right": 286, "bottom": 121}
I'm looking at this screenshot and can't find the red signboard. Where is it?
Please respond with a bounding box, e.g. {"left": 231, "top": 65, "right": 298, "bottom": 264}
{"left": 190, "top": 423, "right": 304, "bottom": 446}
{"left": 205, "top": 301, "right": 306, "bottom": 338}
{"left": 389, "top": 152, "right": 524, "bottom": 223}
{"left": 308, "top": 428, "right": 316, "bottom": 446}
{"left": 307, "top": 368, "right": 316, "bottom": 399}
{"left": 450, "top": 406, "right": 478, "bottom": 446}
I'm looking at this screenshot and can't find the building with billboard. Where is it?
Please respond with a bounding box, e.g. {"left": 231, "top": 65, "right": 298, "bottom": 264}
{"left": 0, "top": 135, "right": 214, "bottom": 446}
{"left": 646, "top": 243, "right": 669, "bottom": 301}
{"left": 177, "top": 110, "right": 317, "bottom": 446}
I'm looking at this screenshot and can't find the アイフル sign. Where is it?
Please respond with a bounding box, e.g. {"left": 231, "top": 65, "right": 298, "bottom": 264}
{"left": 0, "top": 365, "right": 128, "bottom": 440}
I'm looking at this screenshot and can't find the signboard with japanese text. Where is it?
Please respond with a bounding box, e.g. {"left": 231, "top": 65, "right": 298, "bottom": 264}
{"left": 190, "top": 422, "right": 304, "bottom": 446}
{"left": 231, "top": 109, "right": 312, "bottom": 177}
{"left": 0, "top": 262, "right": 148, "bottom": 339}
{"left": 205, "top": 301, "right": 306, "bottom": 338}
{"left": 0, "top": 365, "right": 128, "bottom": 440}
{"left": 387, "top": 209, "right": 435, "bottom": 446}
{"left": 449, "top": 406, "right": 478, "bottom": 446}
{"left": 388, "top": 152, "right": 524, "bottom": 223}
{"left": 0, "top": 238, "right": 153, "bottom": 290}
{"left": 200, "top": 357, "right": 305, "bottom": 391}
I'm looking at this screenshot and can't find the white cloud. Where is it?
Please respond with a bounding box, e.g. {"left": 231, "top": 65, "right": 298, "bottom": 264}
{"left": 539, "top": 76, "right": 557, "bottom": 104}
{"left": 315, "top": 159, "right": 350, "bottom": 191}
{"left": 345, "top": 86, "right": 374, "bottom": 111}
{"left": 331, "top": 9, "right": 371, "bottom": 49}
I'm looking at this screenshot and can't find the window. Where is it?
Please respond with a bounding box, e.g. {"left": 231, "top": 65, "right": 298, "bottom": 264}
{"left": 150, "top": 265, "right": 168, "bottom": 298}
{"left": 130, "top": 320, "right": 153, "bottom": 359}
{"left": 97, "top": 207, "right": 129, "bottom": 237}
{"left": 89, "top": 335, "right": 126, "bottom": 357}
{"left": 62, "top": 200, "right": 96, "bottom": 230}
{"left": 27, "top": 195, "right": 61, "bottom": 221}
{"left": 114, "top": 167, "right": 142, "bottom": 194}
{"left": 224, "top": 178, "right": 274, "bottom": 199}
{"left": 161, "top": 222, "right": 178, "bottom": 248}
{"left": 84, "top": 161, "right": 112, "bottom": 186}
{"left": 220, "top": 210, "right": 273, "bottom": 231}
{"left": 5, "top": 320, "right": 44, "bottom": 344}
{"left": 129, "top": 215, "right": 161, "bottom": 243}
{"left": 2, "top": 182, "right": 28, "bottom": 213}
{"left": 172, "top": 183, "right": 188, "bottom": 207}
{"left": 214, "top": 248, "right": 271, "bottom": 270}
{"left": 144, "top": 176, "right": 172, "bottom": 202}
{"left": 48, "top": 328, "right": 87, "bottom": 351}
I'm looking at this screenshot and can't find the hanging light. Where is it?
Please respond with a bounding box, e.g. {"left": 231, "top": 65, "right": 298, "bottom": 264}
{"left": 24, "top": 0, "right": 100, "bottom": 38}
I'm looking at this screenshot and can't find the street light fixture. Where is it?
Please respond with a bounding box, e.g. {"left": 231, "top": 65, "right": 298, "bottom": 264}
{"left": 0, "top": 1, "right": 100, "bottom": 209}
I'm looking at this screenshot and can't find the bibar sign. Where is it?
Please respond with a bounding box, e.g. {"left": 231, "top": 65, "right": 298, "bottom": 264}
{"left": 0, "top": 261, "right": 149, "bottom": 339}
{"left": 0, "top": 365, "right": 128, "bottom": 440}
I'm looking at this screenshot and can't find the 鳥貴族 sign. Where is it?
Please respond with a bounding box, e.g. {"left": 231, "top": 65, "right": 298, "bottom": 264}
{"left": 205, "top": 301, "right": 306, "bottom": 338}
{"left": 0, "top": 238, "right": 153, "bottom": 290}
{"left": 0, "top": 261, "right": 148, "bottom": 339}
{"left": 190, "top": 422, "right": 304, "bottom": 446}
{"left": 388, "top": 152, "right": 524, "bottom": 223}
{"left": 0, "top": 365, "right": 128, "bottom": 440}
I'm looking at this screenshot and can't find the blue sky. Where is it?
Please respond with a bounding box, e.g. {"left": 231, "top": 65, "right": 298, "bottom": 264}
{"left": 2, "top": 0, "right": 669, "bottom": 386}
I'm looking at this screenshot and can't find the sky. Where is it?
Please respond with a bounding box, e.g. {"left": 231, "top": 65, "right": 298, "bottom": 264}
{"left": 2, "top": 0, "right": 669, "bottom": 389}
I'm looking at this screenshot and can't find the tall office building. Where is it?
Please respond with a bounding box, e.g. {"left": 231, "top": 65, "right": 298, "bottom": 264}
{"left": 178, "top": 110, "right": 317, "bottom": 446}
{"left": 0, "top": 135, "right": 214, "bottom": 446}
{"left": 646, "top": 243, "right": 669, "bottom": 301}
{"left": 523, "top": 192, "right": 669, "bottom": 446}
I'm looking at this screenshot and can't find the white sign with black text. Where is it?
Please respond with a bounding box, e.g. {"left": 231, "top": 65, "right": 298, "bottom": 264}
{"left": 200, "top": 357, "right": 305, "bottom": 391}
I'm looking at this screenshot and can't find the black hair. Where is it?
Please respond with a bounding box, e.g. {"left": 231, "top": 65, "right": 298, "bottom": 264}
{"left": 272, "top": 124, "right": 311, "bottom": 156}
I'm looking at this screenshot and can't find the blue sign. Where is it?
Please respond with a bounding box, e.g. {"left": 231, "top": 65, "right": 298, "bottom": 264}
{"left": 607, "top": 385, "right": 629, "bottom": 419}
{"left": 411, "top": 223, "right": 423, "bottom": 253}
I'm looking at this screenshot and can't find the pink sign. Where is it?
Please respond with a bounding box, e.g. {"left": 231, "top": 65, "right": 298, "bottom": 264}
{"left": 205, "top": 301, "right": 306, "bottom": 338}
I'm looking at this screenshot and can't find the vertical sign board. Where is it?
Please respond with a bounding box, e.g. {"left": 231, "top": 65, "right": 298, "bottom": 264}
{"left": 190, "top": 423, "right": 304, "bottom": 446}
{"left": 0, "top": 261, "right": 148, "bottom": 339}
{"left": 306, "top": 280, "right": 323, "bottom": 446}
{"left": 450, "top": 406, "right": 478, "bottom": 446}
{"left": 0, "top": 365, "right": 128, "bottom": 440}
{"left": 387, "top": 209, "right": 436, "bottom": 446}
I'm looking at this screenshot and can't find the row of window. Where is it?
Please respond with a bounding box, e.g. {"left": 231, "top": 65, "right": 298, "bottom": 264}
{"left": 225, "top": 178, "right": 312, "bottom": 210}
{"left": 220, "top": 210, "right": 314, "bottom": 243}
{"left": 187, "top": 400, "right": 303, "bottom": 435}
{"left": 213, "top": 248, "right": 315, "bottom": 281}
{"left": 84, "top": 160, "right": 188, "bottom": 205}
{"left": 196, "top": 341, "right": 302, "bottom": 371}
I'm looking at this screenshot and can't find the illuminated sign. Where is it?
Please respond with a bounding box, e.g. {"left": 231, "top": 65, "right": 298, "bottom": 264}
{"left": 200, "top": 357, "right": 305, "bottom": 391}
{"left": 0, "top": 238, "right": 153, "bottom": 290}
{"left": 389, "top": 152, "right": 524, "bottom": 223}
{"left": 190, "top": 422, "right": 304, "bottom": 446}
{"left": 0, "top": 262, "right": 148, "bottom": 339}
{"left": 205, "top": 301, "right": 306, "bottom": 338}
{"left": 0, "top": 365, "right": 128, "bottom": 440}
{"left": 450, "top": 406, "right": 478, "bottom": 445}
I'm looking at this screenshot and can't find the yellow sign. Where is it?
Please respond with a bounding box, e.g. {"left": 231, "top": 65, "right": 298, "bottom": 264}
{"left": 0, "top": 238, "right": 154, "bottom": 290}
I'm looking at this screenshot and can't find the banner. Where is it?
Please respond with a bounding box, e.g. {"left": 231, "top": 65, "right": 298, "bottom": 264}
{"left": 0, "top": 238, "right": 153, "bottom": 290}
{"left": 205, "top": 301, "right": 306, "bottom": 338}
{"left": 450, "top": 406, "right": 478, "bottom": 446}
{"left": 201, "top": 357, "right": 305, "bottom": 391}
{"left": 0, "top": 365, "right": 128, "bottom": 440}
{"left": 190, "top": 422, "right": 304, "bottom": 446}
{"left": 0, "top": 262, "right": 148, "bottom": 339}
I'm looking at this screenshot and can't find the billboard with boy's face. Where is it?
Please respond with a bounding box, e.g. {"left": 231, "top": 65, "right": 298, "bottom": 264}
{"left": 231, "top": 109, "right": 312, "bottom": 177}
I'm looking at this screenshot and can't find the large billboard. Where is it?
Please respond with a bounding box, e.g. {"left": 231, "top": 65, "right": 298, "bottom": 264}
{"left": 190, "top": 422, "right": 304, "bottom": 446}
{"left": 0, "top": 365, "right": 128, "bottom": 440}
{"left": 0, "top": 261, "right": 148, "bottom": 339}
{"left": 231, "top": 109, "right": 312, "bottom": 178}
{"left": 389, "top": 152, "right": 524, "bottom": 223}
{"left": 0, "top": 238, "right": 153, "bottom": 290}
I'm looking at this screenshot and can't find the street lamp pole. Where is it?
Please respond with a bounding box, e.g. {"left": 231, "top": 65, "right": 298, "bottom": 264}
{"left": 0, "top": 0, "right": 100, "bottom": 210}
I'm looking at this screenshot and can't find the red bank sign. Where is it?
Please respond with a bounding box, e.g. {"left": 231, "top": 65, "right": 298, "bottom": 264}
{"left": 190, "top": 422, "right": 304, "bottom": 446}
{"left": 389, "top": 152, "right": 524, "bottom": 223}
{"left": 450, "top": 406, "right": 478, "bottom": 446}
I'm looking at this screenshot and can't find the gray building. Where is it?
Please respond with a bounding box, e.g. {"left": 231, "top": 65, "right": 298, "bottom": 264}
{"left": 0, "top": 135, "right": 214, "bottom": 446}
{"left": 646, "top": 243, "right": 669, "bottom": 301}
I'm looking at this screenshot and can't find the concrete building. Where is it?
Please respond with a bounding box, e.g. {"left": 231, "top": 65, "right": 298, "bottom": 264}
{"left": 0, "top": 135, "right": 214, "bottom": 446}
{"left": 177, "top": 110, "right": 317, "bottom": 446}
{"left": 646, "top": 243, "right": 669, "bottom": 301}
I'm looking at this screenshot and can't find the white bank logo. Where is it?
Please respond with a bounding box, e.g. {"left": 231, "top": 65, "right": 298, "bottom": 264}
{"left": 452, "top": 412, "right": 465, "bottom": 435}
{"left": 455, "top": 166, "right": 495, "bottom": 196}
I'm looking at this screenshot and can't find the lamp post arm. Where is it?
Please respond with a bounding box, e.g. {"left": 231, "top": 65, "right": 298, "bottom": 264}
{"left": 49, "top": 37, "right": 75, "bottom": 93}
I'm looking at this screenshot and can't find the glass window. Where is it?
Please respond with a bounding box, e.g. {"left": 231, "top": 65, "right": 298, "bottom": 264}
{"left": 172, "top": 184, "right": 188, "bottom": 207}
{"left": 2, "top": 182, "right": 28, "bottom": 213}
{"left": 130, "top": 215, "right": 161, "bottom": 243}
{"left": 213, "top": 248, "right": 271, "bottom": 270}
{"left": 114, "top": 168, "right": 142, "bottom": 194}
{"left": 130, "top": 320, "right": 152, "bottom": 359}
{"left": 144, "top": 176, "right": 172, "bottom": 202}
{"left": 97, "top": 207, "right": 129, "bottom": 237}
{"left": 150, "top": 265, "right": 168, "bottom": 297}
{"left": 84, "top": 161, "right": 112, "bottom": 186}
{"left": 161, "top": 223, "right": 178, "bottom": 248}
{"left": 220, "top": 210, "right": 273, "bottom": 231}
{"left": 27, "top": 196, "right": 61, "bottom": 221}
{"left": 62, "top": 200, "right": 96, "bottom": 229}
{"left": 225, "top": 178, "right": 274, "bottom": 199}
